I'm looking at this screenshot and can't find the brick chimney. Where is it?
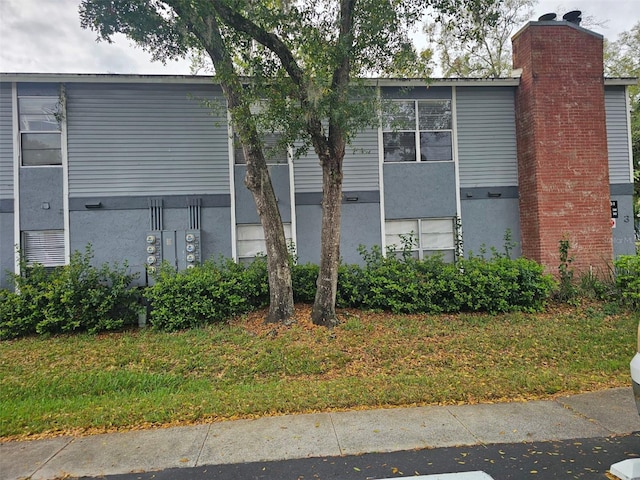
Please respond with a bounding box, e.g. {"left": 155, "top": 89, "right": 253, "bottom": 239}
{"left": 512, "top": 19, "right": 612, "bottom": 275}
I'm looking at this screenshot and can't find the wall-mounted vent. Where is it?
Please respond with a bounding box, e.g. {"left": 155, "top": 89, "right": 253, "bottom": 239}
{"left": 149, "top": 198, "right": 163, "bottom": 231}
{"left": 22, "top": 230, "right": 65, "bottom": 267}
{"left": 562, "top": 10, "right": 582, "bottom": 25}
{"left": 188, "top": 197, "right": 202, "bottom": 230}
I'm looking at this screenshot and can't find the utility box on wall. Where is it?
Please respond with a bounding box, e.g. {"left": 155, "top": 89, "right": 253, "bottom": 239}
{"left": 178, "top": 230, "right": 201, "bottom": 270}
{"left": 145, "top": 230, "right": 201, "bottom": 284}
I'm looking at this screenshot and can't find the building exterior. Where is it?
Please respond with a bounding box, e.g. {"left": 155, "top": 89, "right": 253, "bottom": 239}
{"left": 0, "top": 19, "right": 636, "bottom": 290}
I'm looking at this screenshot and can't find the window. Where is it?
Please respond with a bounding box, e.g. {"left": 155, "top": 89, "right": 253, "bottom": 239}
{"left": 22, "top": 230, "right": 65, "bottom": 267}
{"left": 234, "top": 132, "right": 288, "bottom": 165}
{"left": 385, "top": 218, "right": 456, "bottom": 262}
{"left": 18, "top": 96, "right": 62, "bottom": 166}
{"left": 382, "top": 100, "right": 452, "bottom": 162}
{"left": 237, "top": 223, "right": 292, "bottom": 262}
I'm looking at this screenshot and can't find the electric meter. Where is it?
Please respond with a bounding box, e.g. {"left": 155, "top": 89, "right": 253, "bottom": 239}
{"left": 146, "top": 255, "right": 157, "bottom": 265}
{"left": 146, "top": 235, "right": 156, "bottom": 244}
{"left": 146, "top": 245, "right": 156, "bottom": 254}
{"left": 186, "top": 243, "right": 195, "bottom": 253}
{"left": 185, "top": 233, "right": 196, "bottom": 242}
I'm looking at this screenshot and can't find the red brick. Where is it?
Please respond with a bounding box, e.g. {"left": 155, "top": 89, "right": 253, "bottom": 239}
{"left": 512, "top": 22, "right": 612, "bottom": 276}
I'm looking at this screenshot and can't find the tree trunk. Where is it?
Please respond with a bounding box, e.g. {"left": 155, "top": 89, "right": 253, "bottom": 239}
{"left": 188, "top": 12, "right": 295, "bottom": 325}
{"left": 243, "top": 150, "right": 295, "bottom": 324}
{"left": 311, "top": 157, "right": 343, "bottom": 327}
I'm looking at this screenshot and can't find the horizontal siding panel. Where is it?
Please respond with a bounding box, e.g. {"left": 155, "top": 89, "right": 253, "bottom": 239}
{"left": 343, "top": 127, "right": 379, "bottom": 192}
{"left": 66, "top": 83, "right": 230, "bottom": 197}
{"left": 294, "top": 127, "right": 379, "bottom": 193}
{"left": 0, "top": 82, "right": 13, "bottom": 200}
{"left": 605, "top": 88, "right": 631, "bottom": 184}
{"left": 293, "top": 143, "right": 322, "bottom": 192}
{"left": 456, "top": 87, "right": 518, "bottom": 188}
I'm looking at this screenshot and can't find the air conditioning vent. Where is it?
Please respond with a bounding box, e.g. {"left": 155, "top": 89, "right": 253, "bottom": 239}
{"left": 22, "top": 230, "right": 65, "bottom": 267}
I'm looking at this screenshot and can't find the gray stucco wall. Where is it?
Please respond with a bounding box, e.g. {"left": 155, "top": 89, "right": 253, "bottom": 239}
{"left": 235, "top": 164, "right": 292, "bottom": 223}
{"left": 70, "top": 209, "right": 148, "bottom": 285}
{"left": 295, "top": 202, "right": 381, "bottom": 265}
{"left": 19, "top": 167, "right": 64, "bottom": 230}
{"left": 611, "top": 191, "right": 636, "bottom": 257}
{"left": 460, "top": 196, "right": 522, "bottom": 258}
{"left": 383, "top": 162, "right": 457, "bottom": 219}
{"left": 0, "top": 212, "right": 14, "bottom": 289}
{"left": 69, "top": 206, "right": 232, "bottom": 286}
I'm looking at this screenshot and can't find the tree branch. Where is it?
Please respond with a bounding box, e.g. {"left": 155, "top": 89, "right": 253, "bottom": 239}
{"left": 209, "top": 0, "right": 305, "bottom": 86}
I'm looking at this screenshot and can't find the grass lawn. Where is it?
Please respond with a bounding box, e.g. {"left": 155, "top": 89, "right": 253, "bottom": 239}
{"left": 1, "top": 302, "right": 637, "bottom": 440}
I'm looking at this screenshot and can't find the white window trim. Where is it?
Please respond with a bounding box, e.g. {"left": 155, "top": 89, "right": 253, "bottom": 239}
{"left": 377, "top": 86, "right": 387, "bottom": 258}
{"left": 236, "top": 223, "right": 293, "bottom": 261}
{"left": 13, "top": 84, "right": 70, "bottom": 277}
{"left": 17, "top": 95, "right": 63, "bottom": 168}
{"left": 452, "top": 86, "right": 463, "bottom": 258}
{"left": 60, "top": 85, "right": 70, "bottom": 264}
{"left": 287, "top": 145, "right": 297, "bottom": 260}
{"left": 625, "top": 85, "right": 634, "bottom": 183}
{"left": 228, "top": 110, "right": 238, "bottom": 261}
{"left": 12, "top": 82, "right": 20, "bottom": 276}
{"left": 381, "top": 99, "right": 454, "bottom": 164}
{"left": 384, "top": 218, "right": 456, "bottom": 261}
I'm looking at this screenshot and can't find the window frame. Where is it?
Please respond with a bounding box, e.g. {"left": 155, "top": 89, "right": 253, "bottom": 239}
{"left": 382, "top": 99, "right": 453, "bottom": 163}
{"left": 385, "top": 218, "right": 456, "bottom": 261}
{"left": 236, "top": 223, "right": 293, "bottom": 262}
{"left": 18, "top": 95, "right": 63, "bottom": 167}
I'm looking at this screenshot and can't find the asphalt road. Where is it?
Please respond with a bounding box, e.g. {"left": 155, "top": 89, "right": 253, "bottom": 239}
{"left": 83, "top": 432, "right": 639, "bottom": 480}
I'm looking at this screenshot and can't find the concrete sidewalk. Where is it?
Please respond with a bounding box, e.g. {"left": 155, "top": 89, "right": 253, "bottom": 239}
{"left": 2, "top": 387, "right": 639, "bottom": 480}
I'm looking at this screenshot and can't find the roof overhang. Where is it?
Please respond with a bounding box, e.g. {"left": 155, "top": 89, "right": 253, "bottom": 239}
{"left": 0, "top": 72, "right": 521, "bottom": 87}
{"left": 1, "top": 72, "right": 635, "bottom": 88}
{"left": 604, "top": 78, "right": 639, "bottom": 86}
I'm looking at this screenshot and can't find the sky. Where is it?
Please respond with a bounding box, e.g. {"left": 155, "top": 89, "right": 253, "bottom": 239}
{"left": 0, "top": 0, "right": 638, "bottom": 76}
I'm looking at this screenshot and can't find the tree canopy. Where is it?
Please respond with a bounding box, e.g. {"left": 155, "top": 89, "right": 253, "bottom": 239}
{"left": 80, "top": 0, "right": 501, "bottom": 325}
{"left": 424, "top": 0, "right": 534, "bottom": 78}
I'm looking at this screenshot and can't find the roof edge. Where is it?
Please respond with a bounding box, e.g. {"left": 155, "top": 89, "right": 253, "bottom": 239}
{"left": 1, "top": 72, "right": 635, "bottom": 87}
{"left": 0, "top": 72, "right": 522, "bottom": 87}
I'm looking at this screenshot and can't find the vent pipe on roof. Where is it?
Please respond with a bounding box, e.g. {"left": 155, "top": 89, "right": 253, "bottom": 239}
{"left": 562, "top": 10, "right": 582, "bottom": 25}
{"left": 538, "top": 12, "right": 557, "bottom": 21}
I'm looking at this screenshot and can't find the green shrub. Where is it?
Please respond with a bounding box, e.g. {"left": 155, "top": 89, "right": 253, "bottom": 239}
{"left": 358, "top": 254, "right": 429, "bottom": 313}
{"left": 292, "top": 263, "right": 319, "bottom": 303}
{"left": 0, "top": 288, "right": 38, "bottom": 340}
{"left": 0, "top": 247, "right": 140, "bottom": 339}
{"left": 455, "top": 256, "right": 555, "bottom": 314}
{"left": 145, "top": 258, "right": 269, "bottom": 331}
{"left": 337, "top": 263, "right": 365, "bottom": 308}
{"left": 334, "top": 245, "right": 555, "bottom": 315}
{"left": 614, "top": 254, "right": 640, "bottom": 310}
